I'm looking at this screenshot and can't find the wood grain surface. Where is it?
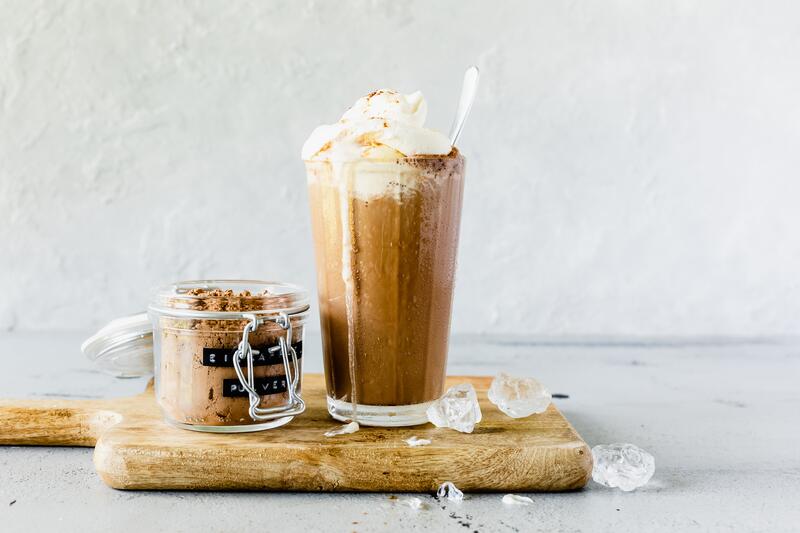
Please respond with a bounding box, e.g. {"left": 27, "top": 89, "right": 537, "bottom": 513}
{"left": 0, "top": 374, "right": 592, "bottom": 492}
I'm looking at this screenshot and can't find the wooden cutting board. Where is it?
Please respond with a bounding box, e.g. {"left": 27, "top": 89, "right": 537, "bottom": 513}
{"left": 0, "top": 374, "right": 592, "bottom": 492}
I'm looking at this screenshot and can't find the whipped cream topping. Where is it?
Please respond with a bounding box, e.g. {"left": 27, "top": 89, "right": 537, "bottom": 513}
{"left": 302, "top": 90, "right": 452, "bottom": 161}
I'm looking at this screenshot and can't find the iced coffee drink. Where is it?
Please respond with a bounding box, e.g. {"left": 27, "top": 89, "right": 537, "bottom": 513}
{"left": 303, "top": 90, "right": 465, "bottom": 426}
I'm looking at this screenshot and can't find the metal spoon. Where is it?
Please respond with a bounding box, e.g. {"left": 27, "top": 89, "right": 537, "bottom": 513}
{"left": 448, "top": 65, "right": 480, "bottom": 146}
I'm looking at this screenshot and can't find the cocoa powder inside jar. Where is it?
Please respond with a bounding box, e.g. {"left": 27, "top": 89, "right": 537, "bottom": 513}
{"left": 149, "top": 282, "right": 308, "bottom": 430}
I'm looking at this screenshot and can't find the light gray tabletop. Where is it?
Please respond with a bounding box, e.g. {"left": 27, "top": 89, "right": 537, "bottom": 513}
{"left": 0, "top": 332, "right": 798, "bottom": 532}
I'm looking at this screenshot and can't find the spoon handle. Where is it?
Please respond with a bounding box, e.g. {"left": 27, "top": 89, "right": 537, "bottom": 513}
{"left": 448, "top": 65, "right": 480, "bottom": 146}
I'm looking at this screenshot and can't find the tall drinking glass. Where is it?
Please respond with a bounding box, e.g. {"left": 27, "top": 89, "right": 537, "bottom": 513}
{"left": 306, "top": 152, "right": 465, "bottom": 426}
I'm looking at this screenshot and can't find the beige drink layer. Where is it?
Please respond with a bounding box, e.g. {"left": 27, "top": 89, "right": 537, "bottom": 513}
{"left": 307, "top": 151, "right": 465, "bottom": 406}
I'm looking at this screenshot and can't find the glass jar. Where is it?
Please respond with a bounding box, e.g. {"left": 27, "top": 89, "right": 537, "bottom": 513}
{"left": 82, "top": 279, "right": 309, "bottom": 433}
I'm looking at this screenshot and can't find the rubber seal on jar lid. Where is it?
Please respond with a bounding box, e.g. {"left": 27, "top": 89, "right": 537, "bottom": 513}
{"left": 81, "top": 312, "right": 154, "bottom": 378}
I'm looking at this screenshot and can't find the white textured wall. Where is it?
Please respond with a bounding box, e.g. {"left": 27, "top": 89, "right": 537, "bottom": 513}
{"left": 1, "top": 1, "right": 798, "bottom": 336}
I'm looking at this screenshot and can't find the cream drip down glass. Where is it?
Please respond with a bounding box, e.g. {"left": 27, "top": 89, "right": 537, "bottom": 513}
{"left": 303, "top": 90, "right": 466, "bottom": 426}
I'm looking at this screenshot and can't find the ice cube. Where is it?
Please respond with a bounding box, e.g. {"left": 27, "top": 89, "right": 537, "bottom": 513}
{"left": 405, "top": 436, "right": 431, "bottom": 447}
{"left": 398, "top": 496, "right": 426, "bottom": 510}
{"left": 426, "top": 383, "right": 482, "bottom": 433}
{"left": 591, "top": 443, "right": 655, "bottom": 491}
{"left": 323, "top": 421, "right": 360, "bottom": 437}
{"left": 436, "top": 481, "right": 464, "bottom": 502}
{"left": 502, "top": 494, "right": 533, "bottom": 505}
{"left": 488, "top": 372, "right": 551, "bottom": 418}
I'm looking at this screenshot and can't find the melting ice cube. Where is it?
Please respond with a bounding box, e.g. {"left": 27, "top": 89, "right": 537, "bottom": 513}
{"left": 405, "top": 436, "right": 431, "bottom": 447}
{"left": 426, "top": 383, "right": 482, "bottom": 433}
{"left": 591, "top": 443, "right": 655, "bottom": 491}
{"left": 488, "top": 372, "right": 551, "bottom": 418}
{"left": 323, "top": 421, "right": 360, "bottom": 437}
{"left": 502, "top": 494, "right": 533, "bottom": 505}
{"left": 398, "top": 496, "right": 426, "bottom": 510}
{"left": 436, "top": 481, "right": 464, "bottom": 502}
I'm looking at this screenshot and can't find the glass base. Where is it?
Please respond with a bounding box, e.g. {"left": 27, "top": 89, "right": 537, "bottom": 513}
{"left": 165, "top": 415, "right": 294, "bottom": 433}
{"left": 327, "top": 397, "right": 432, "bottom": 427}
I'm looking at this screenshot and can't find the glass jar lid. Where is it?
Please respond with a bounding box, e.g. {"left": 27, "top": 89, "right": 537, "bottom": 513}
{"left": 81, "top": 312, "right": 154, "bottom": 378}
{"left": 82, "top": 280, "right": 309, "bottom": 378}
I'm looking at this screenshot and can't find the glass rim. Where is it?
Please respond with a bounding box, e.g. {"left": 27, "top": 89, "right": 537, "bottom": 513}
{"left": 303, "top": 148, "right": 464, "bottom": 165}
{"left": 148, "top": 279, "right": 310, "bottom": 318}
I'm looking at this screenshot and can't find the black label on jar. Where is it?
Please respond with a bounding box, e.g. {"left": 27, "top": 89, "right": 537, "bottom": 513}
{"left": 223, "top": 376, "right": 289, "bottom": 397}
{"left": 202, "top": 341, "right": 303, "bottom": 367}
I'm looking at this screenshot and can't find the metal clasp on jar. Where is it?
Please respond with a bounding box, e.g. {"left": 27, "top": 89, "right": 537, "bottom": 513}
{"left": 232, "top": 312, "right": 305, "bottom": 421}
